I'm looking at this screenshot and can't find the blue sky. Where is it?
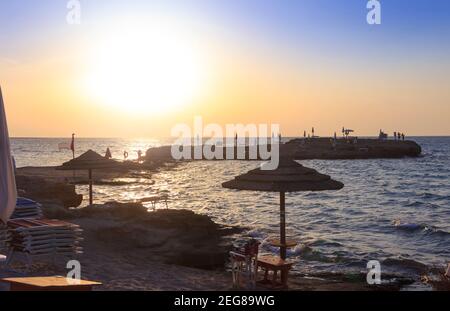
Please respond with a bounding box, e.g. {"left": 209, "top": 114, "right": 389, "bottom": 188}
{"left": 1, "top": 0, "right": 450, "bottom": 61}
{"left": 1, "top": 0, "right": 450, "bottom": 137}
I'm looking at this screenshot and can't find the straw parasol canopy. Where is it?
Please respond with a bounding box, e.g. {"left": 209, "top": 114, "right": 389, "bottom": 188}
{"left": 222, "top": 157, "right": 343, "bottom": 259}
{"left": 57, "top": 150, "right": 119, "bottom": 205}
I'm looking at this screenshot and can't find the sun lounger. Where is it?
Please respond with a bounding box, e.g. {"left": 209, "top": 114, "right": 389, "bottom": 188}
{"left": 6, "top": 219, "right": 83, "bottom": 268}
{"left": 0, "top": 223, "right": 10, "bottom": 253}
{"left": 11, "top": 198, "right": 43, "bottom": 220}
{"left": 140, "top": 194, "right": 169, "bottom": 210}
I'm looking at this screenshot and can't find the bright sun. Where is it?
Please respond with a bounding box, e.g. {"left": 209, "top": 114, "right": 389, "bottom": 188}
{"left": 85, "top": 21, "right": 208, "bottom": 114}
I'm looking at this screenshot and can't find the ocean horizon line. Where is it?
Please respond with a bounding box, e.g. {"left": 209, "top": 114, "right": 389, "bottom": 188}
{"left": 9, "top": 135, "right": 450, "bottom": 140}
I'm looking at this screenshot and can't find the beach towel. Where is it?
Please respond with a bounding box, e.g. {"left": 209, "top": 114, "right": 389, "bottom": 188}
{"left": 0, "top": 86, "right": 17, "bottom": 222}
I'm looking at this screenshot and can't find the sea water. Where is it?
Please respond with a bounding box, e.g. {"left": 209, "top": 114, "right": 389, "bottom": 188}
{"left": 10, "top": 137, "right": 450, "bottom": 280}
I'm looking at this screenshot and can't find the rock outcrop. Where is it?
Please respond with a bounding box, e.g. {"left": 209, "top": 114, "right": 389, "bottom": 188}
{"left": 42, "top": 202, "right": 242, "bottom": 270}
{"left": 15, "top": 175, "right": 83, "bottom": 208}
{"left": 285, "top": 138, "right": 422, "bottom": 159}
{"left": 144, "top": 138, "right": 422, "bottom": 162}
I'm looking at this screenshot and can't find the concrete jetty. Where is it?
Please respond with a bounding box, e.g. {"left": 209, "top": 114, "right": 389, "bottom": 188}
{"left": 144, "top": 138, "right": 422, "bottom": 162}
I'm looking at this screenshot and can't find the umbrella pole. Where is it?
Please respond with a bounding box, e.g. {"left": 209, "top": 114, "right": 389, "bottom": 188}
{"left": 280, "top": 191, "right": 286, "bottom": 260}
{"left": 88, "top": 169, "right": 93, "bottom": 206}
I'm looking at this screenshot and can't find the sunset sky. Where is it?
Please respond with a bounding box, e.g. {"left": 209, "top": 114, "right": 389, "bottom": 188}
{"left": 1, "top": 0, "right": 449, "bottom": 138}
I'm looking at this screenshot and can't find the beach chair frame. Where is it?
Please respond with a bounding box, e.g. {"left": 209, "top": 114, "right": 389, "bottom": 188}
{"left": 4, "top": 219, "right": 83, "bottom": 271}
{"left": 229, "top": 250, "right": 259, "bottom": 289}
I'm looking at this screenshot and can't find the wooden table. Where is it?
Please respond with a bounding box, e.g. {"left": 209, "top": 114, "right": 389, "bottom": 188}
{"left": 1, "top": 276, "right": 102, "bottom": 291}
{"left": 267, "top": 238, "right": 297, "bottom": 249}
{"left": 257, "top": 255, "right": 293, "bottom": 289}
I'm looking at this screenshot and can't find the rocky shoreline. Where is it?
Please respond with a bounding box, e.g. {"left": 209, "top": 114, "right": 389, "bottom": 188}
{"left": 6, "top": 200, "right": 442, "bottom": 291}
{"left": 9, "top": 152, "right": 449, "bottom": 291}
{"left": 10, "top": 198, "right": 386, "bottom": 291}
{"left": 43, "top": 201, "right": 242, "bottom": 270}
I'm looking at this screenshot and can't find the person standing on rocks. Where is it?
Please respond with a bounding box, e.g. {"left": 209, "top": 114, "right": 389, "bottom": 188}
{"left": 105, "top": 147, "right": 112, "bottom": 159}
{"left": 394, "top": 132, "right": 397, "bottom": 140}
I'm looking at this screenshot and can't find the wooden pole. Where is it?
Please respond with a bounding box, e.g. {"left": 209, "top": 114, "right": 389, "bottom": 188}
{"left": 280, "top": 191, "right": 286, "bottom": 260}
{"left": 88, "top": 169, "right": 93, "bottom": 206}
{"left": 72, "top": 134, "right": 75, "bottom": 178}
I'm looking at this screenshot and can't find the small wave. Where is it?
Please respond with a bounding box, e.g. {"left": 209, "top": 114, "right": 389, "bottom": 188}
{"left": 289, "top": 244, "right": 308, "bottom": 256}
{"left": 299, "top": 250, "right": 335, "bottom": 263}
{"left": 405, "top": 201, "right": 440, "bottom": 209}
{"left": 309, "top": 239, "right": 343, "bottom": 247}
{"left": 393, "top": 221, "right": 450, "bottom": 238}
{"left": 418, "top": 192, "right": 450, "bottom": 201}
{"left": 259, "top": 240, "right": 310, "bottom": 257}
{"left": 246, "top": 229, "right": 266, "bottom": 239}
{"left": 382, "top": 258, "right": 429, "bottom": 274}
{"left": 424, "top": 228, "right": 450, "bottom": 238}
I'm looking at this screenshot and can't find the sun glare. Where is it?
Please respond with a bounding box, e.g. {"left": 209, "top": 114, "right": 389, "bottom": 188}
{"left": 85, "top": 21, "right": 208, "bottom": 114}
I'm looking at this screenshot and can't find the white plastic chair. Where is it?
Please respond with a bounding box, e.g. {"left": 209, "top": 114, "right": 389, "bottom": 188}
{"left": 229, "top": 250, "right": 258, "bottom": 289}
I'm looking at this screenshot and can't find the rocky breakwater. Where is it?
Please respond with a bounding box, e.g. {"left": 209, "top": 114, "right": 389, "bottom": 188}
{"left": 43, "top": 202, "right": 242, "bottom": 270}
{"left": 285, "top": 138, "right": 422, "bottom": 160}
{"left": 144, "top": 138, "right": 422, "bottom": 162}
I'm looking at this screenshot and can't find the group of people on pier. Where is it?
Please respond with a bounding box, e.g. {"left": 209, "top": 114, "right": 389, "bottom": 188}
{"left": 393, "top": 132, "right": 406, "bottom": 141}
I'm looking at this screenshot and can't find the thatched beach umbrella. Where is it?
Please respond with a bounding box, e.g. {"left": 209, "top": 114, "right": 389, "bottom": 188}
{"left": 57, "top": 150, "right": 119, "bottom": 205}
{"left": 222, "top": 158, "right": 343, "bottom": 260}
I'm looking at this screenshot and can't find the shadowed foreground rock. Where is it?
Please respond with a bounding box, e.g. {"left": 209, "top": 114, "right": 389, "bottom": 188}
{"left": 15, "top": 175, "right": 82, "bottom": 208}
{"left": 43, "top": 202, "right": 242, "bottom": 270}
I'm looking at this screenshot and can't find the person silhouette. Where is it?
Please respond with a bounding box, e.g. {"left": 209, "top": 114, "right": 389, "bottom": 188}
{"left": 105, "top": 147, "right": 112, "bottom": 159}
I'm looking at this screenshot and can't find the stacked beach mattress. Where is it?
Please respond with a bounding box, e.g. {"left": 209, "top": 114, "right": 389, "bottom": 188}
{"left": 0, "top": 223, "right": 10, "bottom": 252}
{"left": 7, "top": 219, "right": 83, "bottom": 257}
{"left": 11, "top": 197, "right": 43, "bottom": 219}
